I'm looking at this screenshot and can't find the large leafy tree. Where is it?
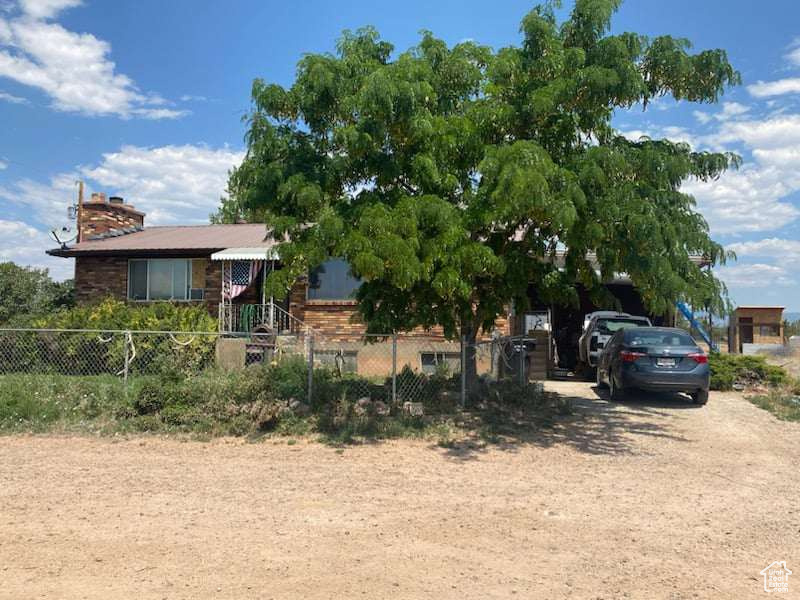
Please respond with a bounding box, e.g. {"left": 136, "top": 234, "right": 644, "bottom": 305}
{"left": 0, "top": 262, "right": 74, "bottom": 325}
{"left": 221, "top": 0, "right": 739, "bottom": 386}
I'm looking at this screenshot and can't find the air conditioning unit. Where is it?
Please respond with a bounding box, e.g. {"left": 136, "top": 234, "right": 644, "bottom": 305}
{"left": 189, "top": 288, "right": 205, "bottom": 300}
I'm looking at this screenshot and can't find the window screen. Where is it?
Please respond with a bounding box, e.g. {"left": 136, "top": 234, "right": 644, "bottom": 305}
{"left": 128, "top": 259, "right": 193, "bottom": 301}
{"left": 308, "top": 259, "right": 361, "bottom": 301}
{"left": 420, "top": 352, "right": 461, "bottom": 374}
{"left": 315, "top": 350, "right": 358, "bottom": 373}
{"left": 148, "top": 260, "right": 174, "bottom": 300}
{"left": 128, "top": 260, "right": 148, "bottom": 300}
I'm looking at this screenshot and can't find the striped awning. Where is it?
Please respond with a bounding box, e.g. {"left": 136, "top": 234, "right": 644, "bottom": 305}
{"left": 210, "top": 247, "right": 278, "bottom": 261}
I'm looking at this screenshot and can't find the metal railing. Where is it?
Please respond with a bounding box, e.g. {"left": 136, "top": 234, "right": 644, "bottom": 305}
{"left": 218, "top": 301, "right": 310, "bottom": 336}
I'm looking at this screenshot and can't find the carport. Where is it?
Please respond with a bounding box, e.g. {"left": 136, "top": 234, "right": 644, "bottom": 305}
{"left": 514, "top": 252, "right": 707, "bottom": 375}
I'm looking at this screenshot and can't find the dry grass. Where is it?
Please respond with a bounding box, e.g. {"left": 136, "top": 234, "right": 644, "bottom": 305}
{"left": 2, "top": 382, "right": 798, "bottom": 599}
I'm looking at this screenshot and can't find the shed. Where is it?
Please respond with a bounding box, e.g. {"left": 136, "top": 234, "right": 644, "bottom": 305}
{"left": 728, "top": 306, "right": 784, "bottom": 354}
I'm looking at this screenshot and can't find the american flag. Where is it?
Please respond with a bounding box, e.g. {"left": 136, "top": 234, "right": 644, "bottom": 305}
{"left": 223, "top": 260, "right": 262, "bottom": 300}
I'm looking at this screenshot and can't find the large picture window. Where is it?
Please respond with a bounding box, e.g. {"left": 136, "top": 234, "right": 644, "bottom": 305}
{"left": 128, "top": 259, "right": 203, "bottom": 301}
{"left": 308, "top": 259, "right": 361, "bottom": 301}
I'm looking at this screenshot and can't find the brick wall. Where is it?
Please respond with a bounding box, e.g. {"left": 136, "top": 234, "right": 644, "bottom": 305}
{"left": 79, "top": 198, "right": 144, "bottom": 241}
{"left": 73, "top": 257, "right": 512, "bottom": 340}
{"left": 288, "top": 276, "right": 510, "bottom": 342}
{"left": 75, "top": 256, "right": 221, "bottom": 317}
{"left": 74, "top": 256, "right": 129, "bottom": 304}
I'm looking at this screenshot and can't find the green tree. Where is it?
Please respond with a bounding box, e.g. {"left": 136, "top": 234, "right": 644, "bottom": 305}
{"left": 221, "top": 0, "right": 739, "bottom": 388}
{"left": 0, "top": 262, "right": 75, "bottom": 325}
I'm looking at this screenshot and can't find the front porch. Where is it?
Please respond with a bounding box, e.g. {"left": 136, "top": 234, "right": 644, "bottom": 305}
{"left": 211, "top": 246, "right": 310, "bottom": 336}
{"left": 218, "top": 301, "right": 309, "bottom": 336}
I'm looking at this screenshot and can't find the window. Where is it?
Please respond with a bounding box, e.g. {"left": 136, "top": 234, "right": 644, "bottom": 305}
{"left": 759, "top": 324, "right": 780, "bottom": 337}
{"left": 595, "top": 318, "right": 650, "bottom": 334}
{"left": 627, "top": 331, "right": 696, "bottom": 347}
{"left": 420, "top": 352, "right": 461, "bottom": 374}
{"left": 128, "top": 259, "right": 202, "bottom": 301}
{"left": 315, "top": 349, "right": 358, "bottom": 373}
{"left": 308, "top": 259, "right": 361, "bottom": 301}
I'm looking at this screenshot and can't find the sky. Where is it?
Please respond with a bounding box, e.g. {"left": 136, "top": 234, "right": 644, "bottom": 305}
{"left": 0, "top": 0, "right": 798, "bottom": 312}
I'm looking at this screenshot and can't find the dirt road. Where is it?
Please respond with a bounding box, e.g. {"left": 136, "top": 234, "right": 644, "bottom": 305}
{"left": 1, "top": 382, "right": 798, "bottom": 599}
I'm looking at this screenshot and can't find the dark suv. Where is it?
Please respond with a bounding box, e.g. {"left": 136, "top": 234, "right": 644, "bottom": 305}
{"left": 596, "top": 327, "right": 710, "bottom": 404}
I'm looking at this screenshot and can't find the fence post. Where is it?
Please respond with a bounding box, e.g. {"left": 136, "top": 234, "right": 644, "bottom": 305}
{"left": 460, "top": 335, "right": 467, "bottom": 408}
{"left": 307, "top": 331, "right": 314, "bottom": 405}
{"left": 518, "top": 337, "right": 525, "bottom": 387}
{"left": 123, "top": 330, "right": 131, "bottom": 384}
{"left": 391, "top": 333, "right": 397, "bottom": 404}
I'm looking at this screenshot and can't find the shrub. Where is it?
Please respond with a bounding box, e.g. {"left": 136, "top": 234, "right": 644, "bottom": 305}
{"left": 709, "top": 354, "right": 788, "bottom": 391}
{"left": 24, "top": 299, "right": 219, "bottom": 376}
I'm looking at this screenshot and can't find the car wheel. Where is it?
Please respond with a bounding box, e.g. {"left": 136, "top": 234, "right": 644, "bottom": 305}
{"left": 609, "top": 373, "right": 626, "bottom": 402}
{"left": 692, "top": 389, "right": 709, "bottom": 405}
{"left": 596, "top": 366, "right": 608, "bottom": 389}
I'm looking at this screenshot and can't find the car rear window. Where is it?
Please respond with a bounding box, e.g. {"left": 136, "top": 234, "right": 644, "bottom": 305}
{"left": 628, "top": 331, "right": 696, "bottom": 346}
{"left": 596, "top": 318, "right": 649, "bottom": 334}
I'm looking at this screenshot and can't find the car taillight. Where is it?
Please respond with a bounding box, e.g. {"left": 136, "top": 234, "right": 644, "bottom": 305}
{"left": 620, "top": 350, "right": 646, "bottom": 362}
{"left": 688, "top": 352, "right": 708, "bottom": 364}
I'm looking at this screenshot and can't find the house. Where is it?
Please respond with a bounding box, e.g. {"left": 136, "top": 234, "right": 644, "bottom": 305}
{"left": 48, "top": 192, "right": 692, "bottom": 377}
{"left": 47, "top": 193, "right": 509, "bottom": 375}
{"left": 728, "top": 306, "right": 785, "bottom": 354}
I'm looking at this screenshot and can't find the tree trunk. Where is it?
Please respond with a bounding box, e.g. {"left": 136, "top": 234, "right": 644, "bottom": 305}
{"left": 462, "top": 324, "right": 480, "bottom": 401}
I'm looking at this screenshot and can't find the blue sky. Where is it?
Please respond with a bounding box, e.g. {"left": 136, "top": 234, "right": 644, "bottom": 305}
{"left": 1, "top": 0, "right": 799, "bottom": 311}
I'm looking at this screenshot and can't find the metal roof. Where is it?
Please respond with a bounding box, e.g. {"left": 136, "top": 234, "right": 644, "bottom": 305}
{"left": 47, "top": 224, "right": 276, "bottom": 257}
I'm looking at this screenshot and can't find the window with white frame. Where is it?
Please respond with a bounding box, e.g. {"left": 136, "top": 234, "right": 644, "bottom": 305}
{"left": 128, "top": 259, "right": 204, "bottom": 301}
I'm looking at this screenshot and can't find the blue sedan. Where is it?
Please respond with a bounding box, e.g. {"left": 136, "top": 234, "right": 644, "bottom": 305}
{"left": 596, "top": 327, "right": 710, "bottom": 405}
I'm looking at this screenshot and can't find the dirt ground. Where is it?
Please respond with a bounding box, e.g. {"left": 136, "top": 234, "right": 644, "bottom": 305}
{"left": 1, "top": 382, "right": 798, "bottom": 600}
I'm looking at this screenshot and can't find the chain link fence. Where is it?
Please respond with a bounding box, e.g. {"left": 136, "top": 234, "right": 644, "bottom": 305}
{"left": 0, "top": 328, "right": 546, "bottom": 405}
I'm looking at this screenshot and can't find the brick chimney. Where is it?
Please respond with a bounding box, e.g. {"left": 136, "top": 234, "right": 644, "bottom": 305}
{"left": 78, "top": 193, "right": 145, "bottom": 241}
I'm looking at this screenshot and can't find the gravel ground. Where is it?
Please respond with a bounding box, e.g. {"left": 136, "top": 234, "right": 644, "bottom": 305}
{"left": 1, "top": 381, "right": 798, "bottom": 599}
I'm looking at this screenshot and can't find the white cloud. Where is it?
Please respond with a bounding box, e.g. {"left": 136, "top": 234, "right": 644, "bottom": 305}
{"left": 683, "top": 168, "right": 800, "bottom": 234}
{"left": 81, "top": 144, "right": 244, "bottom": 224}
{"left": 693, "top": 110, "right": 712, "bottom": 124}
{"left": 0, "top": 1, "right": 186, "bottom": 118}
{"left": 0, "top": 144, "right": 242, "bottom": 277}
{"left": 717, "top": 101, "right": 750, "bottom": 121}
{"left": 0, "top": 171, "right": 78, "bottom": 229}
{"left": 705, "top": 114, "right": 800, "bottom": 151}
{"left": 0, "top": 219, "right": 72, "bottom": 280}
{"left": 715, "top": 263, "right": 795, "bottom": 288}
{"left": 0, "top": 144, "right": 244, "bottom": 228}
{"left": 18, "top": 0, "right": 81, "bottom": 19}
{"left": 747, "top": 78, "right": 800, "bottom": 98}
{"left": 0, "top": 159, "right": 6, "bottom": 169}
{"left": 680, "top": 113, "right": 800, "bottom": 235}
{"left": 0, "top": 89, "right": 27, "bottom": 103}
{"left": 726, "top": 238, "right": 800, "bottom": 266}
{"left": 786, "top": 37, "right": 800, "bottom": 67}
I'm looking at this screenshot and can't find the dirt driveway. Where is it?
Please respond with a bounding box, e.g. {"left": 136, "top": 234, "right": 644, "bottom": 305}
{"left": 1, "top": 382, "right": 798, "bottom": 599}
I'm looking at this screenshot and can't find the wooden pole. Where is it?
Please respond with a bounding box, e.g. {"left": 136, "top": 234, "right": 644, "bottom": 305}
{"left": 76, "top": 180, "right": 84, "bottom": 243}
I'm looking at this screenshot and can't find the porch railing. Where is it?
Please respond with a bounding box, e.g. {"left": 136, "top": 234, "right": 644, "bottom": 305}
{"left": 219, "top": 302, "right": 310, "bottom": 336}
